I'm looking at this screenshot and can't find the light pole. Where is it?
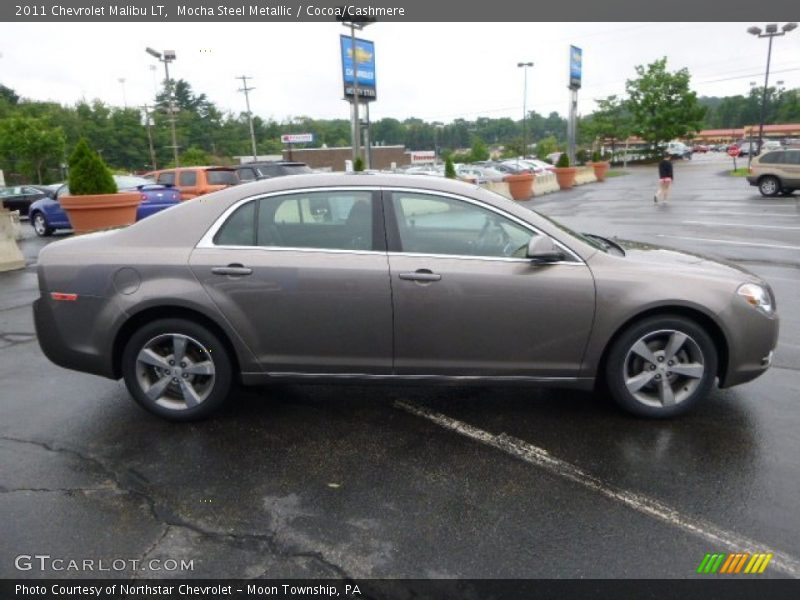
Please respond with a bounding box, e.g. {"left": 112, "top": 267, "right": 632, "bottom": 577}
{"left": 146, "top": 47, "right": 179, "bottom": 167}
{"left": 747, "top": 22, "right": 797, "bottom": 155}
{"left": 236, "top": 75, "right": 258, "bottom": 163}
{"left": 517, "top": 62, "right": 533, "bottom": 162}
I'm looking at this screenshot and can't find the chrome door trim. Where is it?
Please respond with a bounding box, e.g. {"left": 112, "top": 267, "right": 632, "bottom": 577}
{"left": 382, "top": 186, "right": 586, "bottom": 264}
{"left": 196, "top": 186, "right": 383, "bottom": 250}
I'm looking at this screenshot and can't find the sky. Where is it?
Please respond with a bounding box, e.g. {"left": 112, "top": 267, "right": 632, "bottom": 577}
{"left": 1, "top": 22, "right": 799, "bottom": 124}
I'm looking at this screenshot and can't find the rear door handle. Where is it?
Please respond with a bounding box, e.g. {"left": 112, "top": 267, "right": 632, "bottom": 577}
{"left": 398, "top": 270, "right": 442, "bottom": 282}
{"left": 212, "top": 264, "right": 253, "bottom": 276}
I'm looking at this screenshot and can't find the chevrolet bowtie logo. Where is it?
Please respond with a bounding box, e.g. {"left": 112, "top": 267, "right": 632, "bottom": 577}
{"left": 697, "top": 552, "right": 773, "bottom": 574}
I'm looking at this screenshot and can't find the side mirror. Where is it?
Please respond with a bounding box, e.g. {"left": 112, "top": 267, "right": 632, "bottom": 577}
{"left": 527, "top": 235, "right": 564, "bottom": 263}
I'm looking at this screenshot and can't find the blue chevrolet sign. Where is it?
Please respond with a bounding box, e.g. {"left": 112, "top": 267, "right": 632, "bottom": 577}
{"left": 340, "top": 35, "right": 377, "bottom": 100}
{"left": 569, "top": 45, "right": 582, "bottom": 90}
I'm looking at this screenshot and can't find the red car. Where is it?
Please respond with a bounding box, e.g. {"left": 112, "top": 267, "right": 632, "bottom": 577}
{"left": 692, "top": 144, "right": 709, "bottom": 153}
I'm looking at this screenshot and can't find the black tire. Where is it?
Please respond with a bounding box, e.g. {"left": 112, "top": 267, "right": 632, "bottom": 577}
{"left": 31, "top": 212, "right": 53, "bottom": 237}
{"left": 758, "top": 176, "right": 781, "bottom": 197}
{"left": 122, "top": 318, "right": 233, "bottom": 421}
{"left": 779, "top": 189, "right": 795, "bottom": 197}
{"left": 605, "top": 315, "right": 718, "bottom": 418}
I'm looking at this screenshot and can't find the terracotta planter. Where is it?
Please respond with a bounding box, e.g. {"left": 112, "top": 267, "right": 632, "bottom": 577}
{"left": 590, "top": 161, "right": 610, "bottom": 182}
{"left": 60, "top": 192, "right": 141, "bottom": 234}
{"left": 554, "top": 167, "right": 578, "bottom": 190}
{"left": 503, "top": 172, "right": 535, "bottom": 200}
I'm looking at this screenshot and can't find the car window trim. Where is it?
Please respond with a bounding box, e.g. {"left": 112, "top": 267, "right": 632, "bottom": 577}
{"left": 381, "top": 187, "right": 584, "bottom": 265}
{"left": 197, "top": 187, "right": 386, "bottom": 254}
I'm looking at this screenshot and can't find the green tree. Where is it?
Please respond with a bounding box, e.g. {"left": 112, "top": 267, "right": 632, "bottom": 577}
{"left": 180, "top": 146, "right": 212, "bottom": 166}
{"left": 469, "top": 138, "right": 490, "bottom": 161}
{"left": 67, "top": 138, "right": 117, "bottom": 195}
{"left": 581, "top": 95, "right": 633, "bottom": 157}
{"left": 535, "top": 135, "right": 559, "bottom": 161}
{"left": 444, "top": 156, "right": 456, "bottom": 179}
{"left": 626, "top": 58, "right": 706, "bottom": 149}
{"left": 0, "top": 116, "right": 66, "bottom": 183}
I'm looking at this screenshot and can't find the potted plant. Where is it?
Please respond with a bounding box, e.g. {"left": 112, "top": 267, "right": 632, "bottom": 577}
{"left": 590, "top": 150, "right": 611, "bottom": 182}
{"left": 554, "top": 153, "right": 577, "bottom": 190}
{"left": 59, "top": 139, "right": 141, "bottom": 234}
{"left": 503, "top": 165, "right": 535, "bottom": 201}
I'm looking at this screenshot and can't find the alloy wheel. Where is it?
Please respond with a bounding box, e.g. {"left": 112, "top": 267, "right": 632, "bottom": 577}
{"left": 134, "top": 333, "right": 216, "bottom": 411}
{"left": 623, "top": 329, "right": 705, "bottom": 408}
{"left": 33, "top": 214, "right": 47, "bottom": 235}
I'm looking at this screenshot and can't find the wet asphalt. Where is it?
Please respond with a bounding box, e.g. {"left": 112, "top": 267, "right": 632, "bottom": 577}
{"left": 0, "top": 152, "right": 798, "bottom": 580}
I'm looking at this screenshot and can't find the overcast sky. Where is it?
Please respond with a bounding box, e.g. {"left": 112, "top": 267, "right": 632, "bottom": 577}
{"left": 2, "top": 22, "right": 799, "bottom": 123}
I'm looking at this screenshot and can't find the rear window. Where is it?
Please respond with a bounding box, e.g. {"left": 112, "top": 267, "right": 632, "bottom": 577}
{"left": 206, "top": 170, "right": 238, "bottom": 185}
{"left": 179, "top": 170, "right": 197, "bottom": 186}
{"left": 279, "top": 165, "right": 313, "bottom": 176}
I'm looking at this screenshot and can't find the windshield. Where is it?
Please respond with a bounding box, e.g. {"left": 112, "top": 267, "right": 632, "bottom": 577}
{"left": 114, "top": 175, "right": 152, "bottom": 190}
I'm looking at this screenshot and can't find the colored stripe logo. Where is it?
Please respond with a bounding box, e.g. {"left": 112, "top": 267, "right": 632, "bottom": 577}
{"left": 697, "top": 552, "right": 773, "bottom": 574}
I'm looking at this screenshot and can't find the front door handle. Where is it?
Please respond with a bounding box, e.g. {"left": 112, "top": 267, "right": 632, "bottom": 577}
{"left": 212, "top": 264, "right": 253, "bottom": 276}
{"left": 398, "top": 269, "right": 442, "bottom": 282}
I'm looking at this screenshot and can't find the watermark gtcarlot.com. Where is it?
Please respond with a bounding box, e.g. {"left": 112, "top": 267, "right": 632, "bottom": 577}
{"left": 14, "top": 554, "right": 194, "bottom": 572}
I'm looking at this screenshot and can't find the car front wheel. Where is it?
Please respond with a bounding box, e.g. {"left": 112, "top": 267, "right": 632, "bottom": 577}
{"left": 122, "top": 318, "right": 233, "bottom": 421}
{"left": 605, "top": 316, "right": 718, "bottom": 418}
{"left": 31, "top": 212, "right": 53, "bottom": 237}
{"left": 758, "top": 176, "right": 780, "bottom": 197}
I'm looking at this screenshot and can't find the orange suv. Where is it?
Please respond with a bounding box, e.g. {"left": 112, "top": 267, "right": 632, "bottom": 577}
{"left": 147, "top": 166, "right": 239, "bottom": 200}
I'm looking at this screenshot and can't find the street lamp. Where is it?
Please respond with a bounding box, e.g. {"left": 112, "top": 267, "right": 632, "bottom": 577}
{"left": 517, "top": 62, "right": 534, "bottom": 164}
{"left": 145, "top": 47, "right": 180, "bottom": 167}
{"left": 747, "top": 22, "right": 797, "bottom": 154}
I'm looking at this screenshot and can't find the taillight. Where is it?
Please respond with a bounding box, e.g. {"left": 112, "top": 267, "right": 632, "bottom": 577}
{"left": 141, "top": 194, "right": 148, "bottom": 201}
{"left": 51, "top": 292, "right": 78, "bottom": 301}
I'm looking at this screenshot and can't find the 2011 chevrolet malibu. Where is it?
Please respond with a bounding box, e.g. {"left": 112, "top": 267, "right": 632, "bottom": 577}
{"left": 33, "top": 174, "right": 779, "bottom": 421}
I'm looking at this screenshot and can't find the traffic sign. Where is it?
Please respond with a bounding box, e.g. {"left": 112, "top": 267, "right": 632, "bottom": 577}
{"left": 281, "top": 133, "right": 313, "bottom": 144}
{"left": 727, "top": 146, "right": 741, "bottom": 157}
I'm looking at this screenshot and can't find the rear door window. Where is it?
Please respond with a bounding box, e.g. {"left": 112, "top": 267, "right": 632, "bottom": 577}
{"left": 206, "top": 170, "right": 238, "bottom": 185}
{"left": 179, "top": 170, "right": 198, "bottom": 186}
{"left": 157, "top": 171, "right": 176, "bottom": 185}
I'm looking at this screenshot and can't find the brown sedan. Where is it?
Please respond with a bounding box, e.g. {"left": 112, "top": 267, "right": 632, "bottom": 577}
{"left": 34, "top": 174, "right": 779, "bottom": 420}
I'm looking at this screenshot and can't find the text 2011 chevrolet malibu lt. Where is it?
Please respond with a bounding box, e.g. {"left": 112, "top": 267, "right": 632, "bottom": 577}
{"left": 34, "top": 174, "right": 779, "bottom": 420}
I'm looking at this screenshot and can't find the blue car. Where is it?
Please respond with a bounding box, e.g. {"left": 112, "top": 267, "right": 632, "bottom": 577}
{"left": 29, "top": 175, "right": 181, "bottom": 237}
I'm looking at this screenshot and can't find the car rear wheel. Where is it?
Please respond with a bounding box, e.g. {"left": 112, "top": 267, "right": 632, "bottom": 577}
{"left": 758, "top": 176, "right": 780, "bottom": 197}
{"left": 122, "top": 318, "right": 233, "bottom": 421}
{"left": 605, "top": 316, "right": 717, "bottom": 418}
{"left": 31, "top": 212, "right": 53, "bottom": 237}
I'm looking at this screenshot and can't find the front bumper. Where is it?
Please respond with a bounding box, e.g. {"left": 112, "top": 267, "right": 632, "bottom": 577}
{"left": 717, "top": 299, "right": 779, "bottom": 388}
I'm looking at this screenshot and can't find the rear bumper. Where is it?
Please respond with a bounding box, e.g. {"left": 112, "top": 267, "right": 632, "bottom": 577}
{"left": 33, "top": 295, "right": 120, "bottom": 379}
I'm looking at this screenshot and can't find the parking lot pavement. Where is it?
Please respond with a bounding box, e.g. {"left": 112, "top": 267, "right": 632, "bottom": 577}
{"left": 1, "top": 156, "right": 798, "bottom": 579}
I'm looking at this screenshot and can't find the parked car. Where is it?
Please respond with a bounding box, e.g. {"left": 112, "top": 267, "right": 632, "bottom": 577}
{"left": 761, "top": 140, "right": 783, "bottom": 152}
{"left": 458, "top": 165, "right": 507, "bottom": 182}
{"left": 666, "top": 142, "right": 693, "bottom": 160}
{"left": 500, "top": 159, "right": 555, "bottom": 174}
{"left": 746, "top": 149, "right": 800, "bottom": 197}
{"left": 235, "top": 161, "right": 312, "bottom": 182}
{"left": 0, "top": 185, "right": 53, "bottom": 216}
{"left": 146, "top": 166, "right": 239, "bottom": 200}
{"left": 34, "top": 173, "right": 778, "bottom": 421}
{"left": 29, "top": 175, "right": 180, "bottom": 237}
{"left": 692, "top": 144, "right": 709, "bottom": 153}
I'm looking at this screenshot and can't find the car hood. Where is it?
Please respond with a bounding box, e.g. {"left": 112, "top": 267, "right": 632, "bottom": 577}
{"left": 610, "top": 238, "right": 763, "bottom": 283}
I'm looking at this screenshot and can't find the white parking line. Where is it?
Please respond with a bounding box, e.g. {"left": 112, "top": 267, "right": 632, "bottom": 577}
{"left": 655, "top": 235, "right": 800, "bottom": 251}
{"left": 395, "top": 400, "right": 800, "bottom": 578}
{"left": 683, "top": 221, "right": 800, "bottom": 231}
{"left": 693, "top": 211, "right": 799, "bottom": 218}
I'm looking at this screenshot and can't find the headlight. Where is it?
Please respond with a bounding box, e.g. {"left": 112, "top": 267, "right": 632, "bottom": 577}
{"left": 737, "top": 283, "right": 774, "bottom": 314}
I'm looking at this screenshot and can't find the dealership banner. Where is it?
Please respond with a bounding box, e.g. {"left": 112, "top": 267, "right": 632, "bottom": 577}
{"left": 340, "top": 35, "right": 377, "bottom": 101}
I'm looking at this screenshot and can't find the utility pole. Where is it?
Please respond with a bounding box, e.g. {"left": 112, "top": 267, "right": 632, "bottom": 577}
{"left": 236, "top": 75, "right": 258, "bottom": 163}
{"left": 141, "top": 104, "right": 157, "bottom": 170}
{"left": 145, "top": 48, "right": 179, "bottom": 167}
{"left": 517, "top": 62, "right": 533, "bottom": 166}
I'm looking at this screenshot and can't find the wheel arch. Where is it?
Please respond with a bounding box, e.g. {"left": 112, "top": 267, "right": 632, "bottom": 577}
{"left": 111, "top": 305, "right": 242, "bottom": 380}
{"left": 595, "top": 305, "right": 729, "bottom": 390}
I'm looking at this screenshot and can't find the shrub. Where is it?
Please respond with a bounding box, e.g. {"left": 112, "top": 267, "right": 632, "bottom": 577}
{"left": 591, "top": 150, "right": 602, "bottom": 162}
{"left": 67, "top": 138, "right": 117, "bottom": 195}
{"left": 556, "top": 153, "right": 571, "bottom": 168}
{"left": 353, "top": 156, "right": 365, "bottom": 172}
{"left": 576, "top": 149, "right": 588, "bottom": 165}
{"left": 444, "top": 156, "right": 456, "bottom": 179}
